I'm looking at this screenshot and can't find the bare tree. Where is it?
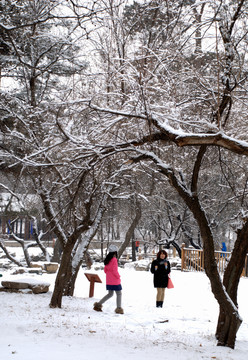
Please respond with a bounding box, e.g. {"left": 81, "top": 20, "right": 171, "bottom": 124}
{"left": 84, "top": 0, "right": 248, "bottom": 348}
{"left": 1, "top": 0, "right": 248, "bottom": 348}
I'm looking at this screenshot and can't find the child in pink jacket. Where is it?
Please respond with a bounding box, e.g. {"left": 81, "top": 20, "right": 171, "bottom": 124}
{"left": 93, "top": 245, "right": 124, "bottom": 314}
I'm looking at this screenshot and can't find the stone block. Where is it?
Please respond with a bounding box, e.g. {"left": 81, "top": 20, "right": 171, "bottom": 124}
{"left": 1, "top": 278, "right": 50, "bottom": 294}
{"left": 44, "top": 262, "right": 58, "bottom": 273}
{"left": 30, "top": 284, "right": 50, "bottom": 294}
{"left": 2, "top": 280, "right": 29, "bottom": 289}
{"left": 30, "top": 262, "right": 43, "bottom": 269}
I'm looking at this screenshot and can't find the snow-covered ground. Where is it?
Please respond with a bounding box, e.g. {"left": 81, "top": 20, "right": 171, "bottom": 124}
{"left": 0, "top": 252, "right": 248, "bottom": 360}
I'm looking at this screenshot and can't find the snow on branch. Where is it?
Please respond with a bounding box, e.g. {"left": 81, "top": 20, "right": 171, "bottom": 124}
{"left": 89, "top": 104, "right": 248, "bottom": 156}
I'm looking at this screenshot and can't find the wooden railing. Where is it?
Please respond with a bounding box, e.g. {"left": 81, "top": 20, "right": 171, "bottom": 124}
{"left": 181, "top": 246, "right": 204, "bottom": 272}
{"left": 181, "top": 243, "right": 247, "bottom": 276}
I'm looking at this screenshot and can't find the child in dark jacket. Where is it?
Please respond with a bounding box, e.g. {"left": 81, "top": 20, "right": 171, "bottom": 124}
{"left": 150, "top": 250, "right": 171, "bottom": 307}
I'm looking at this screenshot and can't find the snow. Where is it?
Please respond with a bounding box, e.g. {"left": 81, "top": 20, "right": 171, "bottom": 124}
{"left": 0, "top": 259, "right": 248, "bottom": 360}
{"left": 2, "top": 277, "right": 50, "bottom": 286}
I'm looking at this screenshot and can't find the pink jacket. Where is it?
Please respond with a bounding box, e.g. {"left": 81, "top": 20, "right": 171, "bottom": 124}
{"left": 104, "top": 257, "right": 121, "bottom": 285}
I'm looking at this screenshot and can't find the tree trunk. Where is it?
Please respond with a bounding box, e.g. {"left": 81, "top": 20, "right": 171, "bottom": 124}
{"left": 118, "top": 200, "right": 141, "bottom": 258}
{"left": 52, "top": 239, "right": 63, "bottom": 263}
{"left": 216, "top": 311, "right": 242, "bottom": 349}
{"left": 190, "top": 197, "right": 242, "bottom": 349}
{"left": 215, "top": 219, "right": 248, "bottom": 347}
{"left": 62, "top": 249, "right": 93, "bottom": 297}
{"left": 50, "top": 239, "right": 75, "bottom": 308}
{"left": 63, "top": 261, "right": 82, "bottom": 297}
{"left": 155, "top": 146, "right": 242, "bottom": 349}
{"left": 132, "top": 237, "right": 136, "bottom": 261}
{"left": 171, "top": 241, "right": 181, "bottom": 258}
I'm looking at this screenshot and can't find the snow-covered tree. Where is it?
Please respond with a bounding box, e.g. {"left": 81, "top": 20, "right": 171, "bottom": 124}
{"left": 0, "top": 0, "right": 114, "bottom": 308}
{"left": 1, "top": 0, "right": 248, "bottom": 348}
{"left": 84, "top": 0, "right": 248, "bottom": 348}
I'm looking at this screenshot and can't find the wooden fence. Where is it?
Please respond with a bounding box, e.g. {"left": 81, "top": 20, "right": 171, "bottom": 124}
{"left": 181, "top": 244, "right": 248, "bottom": 277}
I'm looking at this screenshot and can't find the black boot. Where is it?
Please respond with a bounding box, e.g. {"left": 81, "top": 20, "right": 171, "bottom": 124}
{"left": 160, "top": 301, "right": 163, "bottom": 308}
{"left": 156, "top": 301, "right": 160, "bottom": 307}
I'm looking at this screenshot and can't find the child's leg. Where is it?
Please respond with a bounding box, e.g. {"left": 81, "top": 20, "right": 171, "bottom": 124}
{"left": 115, "top": 290, "right": 122, "bottom": 308}
{"left": 99, "top": 290, "right": 114, "bottom": 305}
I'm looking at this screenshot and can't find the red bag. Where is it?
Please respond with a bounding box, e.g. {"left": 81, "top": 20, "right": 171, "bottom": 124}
{"left": 167, "top": 275, "right": 174, "bottom": 289}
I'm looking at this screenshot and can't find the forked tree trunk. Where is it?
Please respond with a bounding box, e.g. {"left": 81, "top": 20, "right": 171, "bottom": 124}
{"left": 48, "top": 199, "right": 106, "bottom": 307}
{"left": 215, "top": 219, "right": 248, "bottom": 347}
{"left": 157, "top": 146, "right": 242, "bottom": 349}
{"left": 216, "top": 311, "right": 242, "bottom": 348}
{"left": 191, "top": 200, "right": 242, "bottom": 349}
{"left": 50, "top": 239, "right": 76, "bottom": 308}
{"left": 62, "top": 250, "right": 93, "bottom": 296}
{"left": 63, "top": 261, "right": 83, "bottom": 297}
{"left": 50, "top": 236, "right": 91, "bottom": 307}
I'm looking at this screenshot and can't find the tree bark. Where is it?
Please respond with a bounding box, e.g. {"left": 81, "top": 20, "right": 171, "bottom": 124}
{"left": 118, "top": 200, "right": 141, "bottom": 259}
{"left": 49, "top": 197, "right": 106, "bottom": 307}
{"left": 50, "top": 238, "right": 76, "bottom": 308}
{"left": 194, "top": 202, "right": 242, "bottom": 349}
{"left": 63, "top": 261, "right": 82, "bottom": 297}
{"left": 52, "top": 239, "right": 63, "bottom": 263}
{"left": 166, "top": 175, "right": 243, "bottom": 348}
{"left": 135, "top": 146, "right": 243, "bottom": 348}
{"left": 216, "top": 219, "right": 248, "bottom": 347}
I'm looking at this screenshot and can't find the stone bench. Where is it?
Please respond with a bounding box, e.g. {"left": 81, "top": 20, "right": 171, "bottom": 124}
{"left": 0, "top": 278, "right": 50, "bottom": 294}
{"left": 30, "top": 262, "right": 59, "bottom": 273}
{"left": 43, "top": 262, "right": 58, "bottom": 273}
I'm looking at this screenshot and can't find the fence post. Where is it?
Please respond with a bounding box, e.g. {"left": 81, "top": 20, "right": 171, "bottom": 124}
{"left": 181, "top": 243, "right": 185, "bottom": 271}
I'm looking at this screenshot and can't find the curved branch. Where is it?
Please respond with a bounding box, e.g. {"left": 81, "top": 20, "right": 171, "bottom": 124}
{"left": 89, "top": 104, "right": 248, "bottom": 156}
